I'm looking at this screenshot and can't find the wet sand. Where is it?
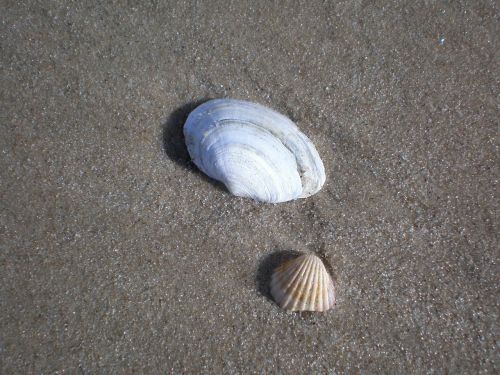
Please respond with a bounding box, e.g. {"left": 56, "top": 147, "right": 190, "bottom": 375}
{"left": 1, "top": 1, "right": 498, "bottom": 373}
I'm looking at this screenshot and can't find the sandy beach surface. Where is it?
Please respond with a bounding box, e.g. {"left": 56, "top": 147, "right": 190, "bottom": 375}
{"left": 1, "top": 1, "right": 498, "bottom": 373}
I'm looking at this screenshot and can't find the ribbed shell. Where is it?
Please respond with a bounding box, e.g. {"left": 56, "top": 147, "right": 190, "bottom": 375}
{"left": 183, "top": 99, "right": 325, "bottom": 203}
{"left": 270, "top": 253, "right": 335, "bottom": 312}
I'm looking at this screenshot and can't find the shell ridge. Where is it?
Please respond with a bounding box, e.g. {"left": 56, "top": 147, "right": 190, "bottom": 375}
{"left": 302, "top": 256, "right": 321, "bottom": 310}
{"left": 298, "top": 255, "right": 321, "bottom": 310}
{"left": 309, "top": 262, "right": 323, "bottom": 309}
{"left": 320, "top": 261, "right": 330, "bottom": 311}
{"left": 271, "top": 255, "right": 311, "bottom": 306}
{"left": 211, "top": 146, "right": 283, "bottom": 202}
{"left": 273, "top": 255, "right": 310, "bottom": 294}
{"left": 270, "top": 253, "right": 335, "bottom": 312}
{"left": 328, "top": 272, "right": 336, "bottom": 307}
{"left": 282, "top": 133, "right": 326, "bottom": 198}
{"left": 284, "top": 255, "right": 315, "bottom": 310}
{"left": 247, "top": 124, "right": 324, "bottom": 198}
{"left": 273, "top": 256, "right": 310, "bottom": 309}
{"left": 196, "top": 122, "right": 301, "bottom": 202}
{"left": 319, "top": 259, "right": 330, "bottom": 311}
{"left": 322, "top": 263, "right": 335, "bottom": 311}
{"left": 208, "top": 118, "right": 307, "bottom": 191}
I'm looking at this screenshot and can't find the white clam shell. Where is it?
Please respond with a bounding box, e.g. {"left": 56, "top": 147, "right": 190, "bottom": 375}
{"left": 270, "top": 253, "right": 336, "bottom": 312}
{"left": 183, "top": 99, "right": 326, "bottom": 203}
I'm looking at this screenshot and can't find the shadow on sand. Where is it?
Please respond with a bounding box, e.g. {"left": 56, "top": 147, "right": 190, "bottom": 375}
{"left": 255, "top": 250, "right": 301, "bottom": 303}
{"left": 161, "top": 99, "right": 226, "bottom": 193}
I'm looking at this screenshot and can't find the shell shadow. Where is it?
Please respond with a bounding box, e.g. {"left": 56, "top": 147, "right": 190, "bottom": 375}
{"left": 161, "top": 99, "right": 227, "bottom": 193}
{"left": 255, "top": 250, "right": 301, "bottom": 303}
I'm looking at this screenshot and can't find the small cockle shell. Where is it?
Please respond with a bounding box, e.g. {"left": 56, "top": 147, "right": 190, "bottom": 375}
{"left": 183, "top": 99, "right": 326, "bottom": 203}
{"left": 270, "top": 253, "right": 336, "bottom": 312}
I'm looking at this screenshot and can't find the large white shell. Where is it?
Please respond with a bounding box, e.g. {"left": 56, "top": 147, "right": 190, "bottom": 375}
{"left": 270, "top": 253, "right": 336, "bottom": 312}
{"left": 183, "top": 99, "right": 326, "bottom": 203}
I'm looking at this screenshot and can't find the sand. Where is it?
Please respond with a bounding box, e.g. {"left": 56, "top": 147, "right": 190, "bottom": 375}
{"left": 1, "top": 1, "right": 498, "bottom": 373}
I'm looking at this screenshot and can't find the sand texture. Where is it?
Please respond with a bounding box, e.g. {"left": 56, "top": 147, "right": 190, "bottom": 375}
{"left": 1, "top": 1, "right": 498, "bottom": 374}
